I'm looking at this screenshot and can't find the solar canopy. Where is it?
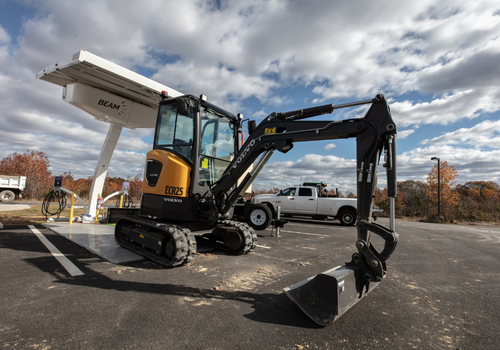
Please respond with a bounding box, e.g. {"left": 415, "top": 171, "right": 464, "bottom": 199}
{"left": 36, "top": 50, "right": 182, "bottom": 128}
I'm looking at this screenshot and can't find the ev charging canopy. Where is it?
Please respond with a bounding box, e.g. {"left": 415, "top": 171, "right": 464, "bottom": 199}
{"left": 36, "top": 50, "right": 183, "bottom": 216}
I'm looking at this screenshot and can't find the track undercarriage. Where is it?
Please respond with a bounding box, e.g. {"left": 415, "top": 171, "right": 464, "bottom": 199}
{"left": 115, "top": 216, "right": 257, "bottom": 267}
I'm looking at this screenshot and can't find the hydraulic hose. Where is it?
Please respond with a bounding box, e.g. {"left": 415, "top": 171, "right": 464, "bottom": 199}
{"left": 41, "top": 189, "right": 67, "bottom": 219}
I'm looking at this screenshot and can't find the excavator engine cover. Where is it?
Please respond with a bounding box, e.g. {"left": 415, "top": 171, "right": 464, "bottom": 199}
{"left": 284, "top": 254, "right": 379, "bottom": 326}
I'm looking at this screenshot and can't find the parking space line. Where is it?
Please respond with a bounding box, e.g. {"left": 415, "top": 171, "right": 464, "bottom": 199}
{"left": 287, "top": 223, "right": 348, "bottom": 230}
{"left": 282, "top": 230, "right": 329, "bottom": 237}
{"left": 28, "top": 225, "right": 84, "bottom": 277}
{"left": 256, "top": 245, "right": 271, "bottom": 249}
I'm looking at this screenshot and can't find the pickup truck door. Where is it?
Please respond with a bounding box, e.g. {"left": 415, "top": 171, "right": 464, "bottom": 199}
{"left": 295, "top": 187, "right": 316, "bottom": 215}
{"left": 276, "top": 187, "right": 296, "bottom": 213}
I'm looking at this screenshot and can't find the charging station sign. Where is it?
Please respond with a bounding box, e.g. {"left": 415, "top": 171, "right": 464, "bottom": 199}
{"left": 63, "top": 83, "right": 157, "bottom": 128}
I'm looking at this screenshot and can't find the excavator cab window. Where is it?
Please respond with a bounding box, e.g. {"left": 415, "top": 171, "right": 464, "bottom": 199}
{"left": 198, "top": 108, "right": 236, "bottom": 187}
{"left": 155, "top": 98, "right": 195, "bottom": 162}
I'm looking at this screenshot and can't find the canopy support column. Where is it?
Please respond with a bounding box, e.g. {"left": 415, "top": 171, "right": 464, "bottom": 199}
{"left": 87, "top": 123, "right": 123, "bottom": 216}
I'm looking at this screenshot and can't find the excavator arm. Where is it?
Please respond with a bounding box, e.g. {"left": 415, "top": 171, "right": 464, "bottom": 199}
{"left": 207, "top": 94, "right": 398, "bottom": 325}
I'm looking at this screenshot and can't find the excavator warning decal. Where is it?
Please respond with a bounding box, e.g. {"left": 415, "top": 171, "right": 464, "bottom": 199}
{"left": 265, "top": 127, "right": 276, "bottom": 134}
{"left": 202, "top": 158, "right": 209, "bottom": 168}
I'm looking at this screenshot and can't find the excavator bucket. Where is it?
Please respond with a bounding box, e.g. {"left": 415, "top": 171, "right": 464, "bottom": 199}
{"left": 284, "top": 255, "right": 379, "bottom": 326}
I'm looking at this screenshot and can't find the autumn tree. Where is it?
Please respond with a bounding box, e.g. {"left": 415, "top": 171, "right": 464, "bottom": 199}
{"left": 104, "top": 175, "right": 126, "bottom": 197}
{"left": 456, "top": 181, "right": 500, "bottom": 221}
{"left": 426, "top": 161, "right": 459, "bottom": 221}
{"left": 126, "top": 174, "right": 143, "bottom": 201}
{"left": 373, "top": 185, "right": 404, "bottom": 217}
{"left": 0, "top": 150, "right": 52, "bottom": 199}
{"left": 398, "top": 180, "right": 429, "bottom": 217}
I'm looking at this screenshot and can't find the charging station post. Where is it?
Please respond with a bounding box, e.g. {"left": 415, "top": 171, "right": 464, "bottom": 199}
{"left": 69, "top": 193, "right": 75, "bottom": 225}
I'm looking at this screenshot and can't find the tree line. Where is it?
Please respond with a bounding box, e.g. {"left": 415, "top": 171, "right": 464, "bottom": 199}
{"left": 0, "top": 150, "right": 142, "bottom": 201}
{"left": 2, "top": 150, "right": 499, "bottom": 223}
{"left": 374, "top": 162, "right": 500, "bottom": 222}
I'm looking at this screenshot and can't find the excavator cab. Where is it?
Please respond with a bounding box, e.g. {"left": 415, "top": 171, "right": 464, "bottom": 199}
{"left": 115, "top": 94, "right": 256, "bottom": 268}
{"left": 141, "top": 95, "right": 242, "bottom": 222}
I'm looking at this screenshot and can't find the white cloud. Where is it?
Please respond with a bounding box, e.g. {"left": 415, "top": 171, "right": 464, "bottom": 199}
{"left": 390, "top": 89, "right": 500, "bottom": 127}
{"left": 152, "top": 62, "right": 279, "bottom": 112}
{"left": 324, "top": 143, "right": 336, "bottom": 151}
{"left": 421, "top": 120, "right": 500, "bottom": 147}
{"left": 255, "top": 154, "right": 358, "bottom": 193}
{"left": 0, "top": 0, "right": 499, "bottom": 189}
{"left": 398, "top": 129, "right": 415, "bottom": 139}
{"left": 397, "top": 144, "right": 500, "bottom": 183}
{"left": 0, "top": 26, "right": 10, "bottom": 44}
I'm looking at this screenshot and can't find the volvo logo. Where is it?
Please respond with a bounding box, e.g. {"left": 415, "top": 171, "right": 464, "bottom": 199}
{"left": 232, "top": 139, "right": 256, "bottom": 169}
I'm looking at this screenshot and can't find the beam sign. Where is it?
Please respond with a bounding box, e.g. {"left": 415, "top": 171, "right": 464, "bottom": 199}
{"left": 62, "top": 83, "right": 157, "bottom": 128}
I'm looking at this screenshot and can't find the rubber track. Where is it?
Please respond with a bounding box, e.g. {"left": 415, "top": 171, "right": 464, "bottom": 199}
{"left": 198, "top": 219, "right": 257, "bottom": 255}
{"left": 115, "top": 216, "right": 196, "bottom": 268}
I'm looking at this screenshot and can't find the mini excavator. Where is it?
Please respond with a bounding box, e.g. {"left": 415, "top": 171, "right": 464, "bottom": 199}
{"left": 115, "top": 92, "right": 398, "bottom": 325}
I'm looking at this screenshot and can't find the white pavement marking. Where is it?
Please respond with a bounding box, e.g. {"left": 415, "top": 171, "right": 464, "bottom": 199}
{"left": 286, "top": 223, "right": 348, "bottom": 230}
{"left": 28, "top": 225, "right": 84, "bottom": 276}
{"left": 282, "top": 230, "right": 329, "bottom": 237}
{"left": 256, "top": 245, "right": 271, "bottom": 249}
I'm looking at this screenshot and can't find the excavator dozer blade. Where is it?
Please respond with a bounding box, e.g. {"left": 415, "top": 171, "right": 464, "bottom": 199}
{"left": 284, "top": 260, "right": 379, "bottom": 326}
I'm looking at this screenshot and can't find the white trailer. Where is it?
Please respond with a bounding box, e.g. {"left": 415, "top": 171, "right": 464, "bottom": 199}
{"left": 0, "top": 176, "right": 27, "bottom": 202}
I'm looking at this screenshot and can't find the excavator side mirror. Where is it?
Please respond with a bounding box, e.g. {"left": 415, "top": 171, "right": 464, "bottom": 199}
{"left": 248, "top": 120, "right": 257, "bottom": 135}
{"left": 178, "top": 98, "right": 190, "bottom": 116}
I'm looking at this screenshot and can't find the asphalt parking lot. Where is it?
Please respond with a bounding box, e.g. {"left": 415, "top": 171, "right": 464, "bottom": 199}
{"left": 1, "top": 218, "right": 499, "bottom": 349}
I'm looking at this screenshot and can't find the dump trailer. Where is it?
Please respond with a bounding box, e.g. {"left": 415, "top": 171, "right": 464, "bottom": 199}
{"left": 115, "top": 92, "right": 398, "bottom": 325}
{"left": 0, "top": 176, "right": 26, "bottom": 202}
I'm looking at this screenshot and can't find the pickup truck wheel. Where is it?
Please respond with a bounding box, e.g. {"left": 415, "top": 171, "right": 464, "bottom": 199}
{"left": 339, "top": 210, "right": 356, "bottom": 226}
{"left": 0, "top": 190, "right": 15, "bottom": 202}
{"left": 246, "top": 204, "right": 273, "bottom": 231}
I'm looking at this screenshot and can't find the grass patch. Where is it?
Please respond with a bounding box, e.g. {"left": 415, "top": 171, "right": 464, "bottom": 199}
{"left": 0, "top": 204, "right": 87, "bottom": 225}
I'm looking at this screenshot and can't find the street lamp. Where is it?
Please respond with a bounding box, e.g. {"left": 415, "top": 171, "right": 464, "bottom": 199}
{"left": 431, "top": 157, "right": 442, "bottom": 219}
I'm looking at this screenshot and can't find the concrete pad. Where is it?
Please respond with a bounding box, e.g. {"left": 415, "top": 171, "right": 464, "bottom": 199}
{"left": 43, "top": 222, "right": 143, "bottom": 264}
{"left": 0, "top": 204, "right": 31, "bottom": 212}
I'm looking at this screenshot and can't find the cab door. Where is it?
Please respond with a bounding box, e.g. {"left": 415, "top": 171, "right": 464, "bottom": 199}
{"left": 295, "top": 187, "right": 316, "bottom": 215}
{"left": 277, "top": 187, "right": 297, "bottom": 213}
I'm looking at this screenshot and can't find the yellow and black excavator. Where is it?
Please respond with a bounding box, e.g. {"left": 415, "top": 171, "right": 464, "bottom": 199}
{"left": 115, "top": 92, "right": 398, "bottom": 326}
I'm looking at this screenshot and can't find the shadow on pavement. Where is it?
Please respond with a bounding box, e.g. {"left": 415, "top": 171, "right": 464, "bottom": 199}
{"left": 23, "top": 254, "right": 322, "bottom": 329}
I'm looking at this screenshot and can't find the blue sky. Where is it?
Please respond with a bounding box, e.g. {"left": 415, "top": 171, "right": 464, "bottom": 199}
{"left": 0, "top": 0, "right": 499, "bottom": 194}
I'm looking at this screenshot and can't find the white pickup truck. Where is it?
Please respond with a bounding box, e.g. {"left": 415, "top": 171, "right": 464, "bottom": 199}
{"left": 0, "top": 176, "right": 27, "bottom": 202}
{"left": 252, "top": 185, "right": 358, "bottom": 228}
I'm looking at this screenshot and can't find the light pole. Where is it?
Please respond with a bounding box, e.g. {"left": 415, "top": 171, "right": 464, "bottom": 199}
{"left": 431, "top": 157, "right": 442, "bottom": 219}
